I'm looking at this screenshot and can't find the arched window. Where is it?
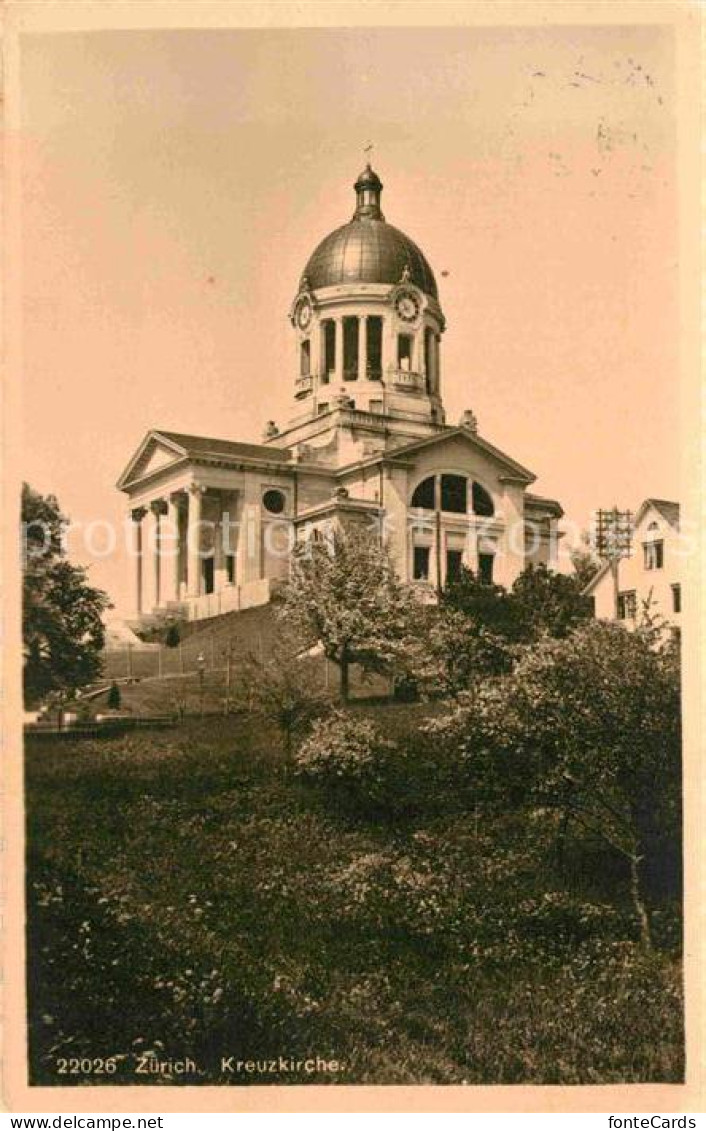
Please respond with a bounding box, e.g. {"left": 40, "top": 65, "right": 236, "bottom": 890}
{"left": 410, "top": 474, "right": 495, "bottom": 517}
{"left": 441, "top": 474, "right": 467, "bottom": 514}
{"left": 472, "top": 481, "right": 494, "bottom": 517}
{"left": 411, "top": 476, "right": 435, "bottom": 510}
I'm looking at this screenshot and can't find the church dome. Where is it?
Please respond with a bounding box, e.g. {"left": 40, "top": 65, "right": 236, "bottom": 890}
{"left": 300, "top": 165, "right": 439, "bottom": 300}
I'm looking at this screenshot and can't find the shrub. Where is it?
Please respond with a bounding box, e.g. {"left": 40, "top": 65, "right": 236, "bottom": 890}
{"left": 295, "top": 712, "right": 398, "bottom": 806}
{"left": 107, "top": 681, "right": 121, "bottom": 710}
{"left": 295, "top": 710, "right": 466, "bottom": 816}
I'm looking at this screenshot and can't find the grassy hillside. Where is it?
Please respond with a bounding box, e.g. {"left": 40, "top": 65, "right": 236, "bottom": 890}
{"left": 100, "top": 603, "right": 389, "bottom": 707}
{"left": 26, "top": 706, "right": 683, "bottom": 1087}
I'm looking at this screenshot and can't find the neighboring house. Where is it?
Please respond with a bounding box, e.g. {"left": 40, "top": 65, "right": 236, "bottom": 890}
{"left": 583, "top": 499, "right": 681, "bottom": 627}
{"left": 118, "top": 164, "right": 562, "bottom": 624}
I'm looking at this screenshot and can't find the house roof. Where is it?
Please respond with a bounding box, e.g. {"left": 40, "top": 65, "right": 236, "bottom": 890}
{"left": 635, "top": 498, "right": 680, "bottom": 529}
{"left": 525, "top": 492, "right": 564, "bottom": 519}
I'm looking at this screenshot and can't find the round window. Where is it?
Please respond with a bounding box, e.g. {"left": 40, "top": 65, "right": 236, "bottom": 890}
{"left": 263, "top": 489, "right": 286, "bottom": 515}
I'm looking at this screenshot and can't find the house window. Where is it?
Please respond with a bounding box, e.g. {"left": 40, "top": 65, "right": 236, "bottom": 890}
{"left": 643, "top": 540, "right": 664, "bottom": 570}
{"left": 397, "top": 334, "right": 413, "bottom": 371}
{"left": 672, "top": 584, "right": 681, "bottom": 613}
{"left": 446, "top": 549, "right": 464, "bottom": 584}
{"left": 413, "top": 545, "right": 430, "bottom": 580}
{"left": 478, "top": 552, "right": 495, "bottom": 585}
{"left": 369, "top": 399, "right": 383, "bottom": 413}
{"left": 300, "top": 339, "right": 311, "bottom": 375}
{"left": 617, "top": 590, "right": 637, "bottom": 620}
{"left": 441, "top": 474, "right": 467, "bottom": 514}
{"left": 317, "top": 402, "right": 329, "bottom": 415}
{"left": 226, "top": 554, "right": 235, "bottom": 584}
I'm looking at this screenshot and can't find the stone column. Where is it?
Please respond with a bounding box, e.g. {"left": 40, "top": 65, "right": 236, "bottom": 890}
{"left": 186, "top": 485, "right": 204, "bottom": 598}
{"left": 130, "top": 507, "right": 147, "bottom": 614}
{"left": 150, "top": 500, "right": 167, "bottom": 609}
{"left": 334, "top": 317, "right": 344, "bottom": 384}
{"left": 167, "top": 492, "right": 182, "bottom": 603}
{"left": 214, "top": 492, "right": 228, "bottom": 592}
{"left": 358, "top": 315, "right": 368, "bottom": 382}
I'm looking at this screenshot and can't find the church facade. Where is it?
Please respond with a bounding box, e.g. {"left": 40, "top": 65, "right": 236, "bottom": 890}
{"left": 117, "top": 165, "right": 563, "bottom": 624}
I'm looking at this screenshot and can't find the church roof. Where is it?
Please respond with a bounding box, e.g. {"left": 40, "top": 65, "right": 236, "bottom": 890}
{"left": 301, "top": 164, "right": 439, "bottom": 299}
{"left": 154, "top": 430, "right": 291, "bottom": 464}
{"left": 377, "top": 426, "right": 537, "bottom": 483}
{"left": 116, "top": 429, "right": 290, "bottom": 491}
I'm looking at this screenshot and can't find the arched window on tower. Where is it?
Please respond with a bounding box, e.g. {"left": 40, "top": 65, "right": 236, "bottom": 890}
{"left": 343, "top": 317, "right": 359, "bottom": 380}
{"left": 472, "top": 482, "right": 494, "bottom": 517}
{"left": 367, "top": 317, "right": 383, "bottom": 379}
{"left": 424, "top": 327, "right": 435, "bottom": 393}
{"left": 322, "top": 320, "right": 335, "bottom": 382}
{"left": 397, "top": 334, "right": 413, "bottom": 372}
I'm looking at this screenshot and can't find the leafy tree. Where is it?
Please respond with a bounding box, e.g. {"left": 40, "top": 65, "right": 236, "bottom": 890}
{"left": 107, "top": 681, "right": 121, "bottom": 710}
{"left": 510, "top": 563, "right": 594, "bottom": 640}
{"left": 23, "top": 483, "right": 111, "bottom": 704}
{"left": 444, "top": 563, "right": 593, "bottom": 645}
{"left": 280, "top": 525, "right": 421, "bottom": 702}
{"left": 430, "top": 620, "right": 681, "bottom": 948}
{"left": 443, "top": 567, "right": 521, "bottom": 640}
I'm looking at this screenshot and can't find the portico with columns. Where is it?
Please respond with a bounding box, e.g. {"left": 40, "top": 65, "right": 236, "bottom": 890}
{"left": 118, "top": 162, "right": 563, "bottom": 625}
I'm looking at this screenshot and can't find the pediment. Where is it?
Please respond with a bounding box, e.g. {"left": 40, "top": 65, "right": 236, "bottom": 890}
{"left": 385, "top": 427, "right": 536, "bottom": 484}
{"left": 116, "top": 431, "right": 187, "bottom": 491}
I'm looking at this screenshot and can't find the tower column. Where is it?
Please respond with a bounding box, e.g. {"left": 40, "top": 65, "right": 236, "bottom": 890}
{"left": 334, "top": 317, "right": 344, "bottom": 384}
{"left": 130, "top": 507, "right": 147, "bottom": 615}
{"left": 358, "top": 315, "right": 368, "bottom": 382}
{"left": 186, "top": 485, "right": 204, "bottom": 598}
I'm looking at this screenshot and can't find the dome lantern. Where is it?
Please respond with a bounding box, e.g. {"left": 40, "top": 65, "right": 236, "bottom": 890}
{"left": 353, "top": 163, "right": 385, "bottom": 221}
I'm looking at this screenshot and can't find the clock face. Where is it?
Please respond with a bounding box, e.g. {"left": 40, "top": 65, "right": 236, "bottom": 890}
{"left": 395, "top": 291, "right": 420, "bottom": 322}
{"left": 297, "top": 300, "right": 312, "bottom": 330}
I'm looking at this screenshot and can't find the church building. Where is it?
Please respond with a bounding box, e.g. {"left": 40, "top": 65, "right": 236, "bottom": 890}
{"left": 117, "top": 164, "right": 563, "bottom": 623}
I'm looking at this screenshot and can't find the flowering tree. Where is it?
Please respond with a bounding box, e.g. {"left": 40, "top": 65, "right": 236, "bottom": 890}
{"left": 430, "top": 620, "right": 681, "bottom": 948}
{"left": 280, "top": 525, "right": 421, "bottom": 702}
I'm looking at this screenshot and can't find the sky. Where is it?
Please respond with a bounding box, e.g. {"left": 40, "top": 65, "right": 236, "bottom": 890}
{"left": 20, "top": 23, "right": 679, "bottom": 615}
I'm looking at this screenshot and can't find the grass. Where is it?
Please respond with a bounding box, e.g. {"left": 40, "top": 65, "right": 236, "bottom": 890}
{"left": 26, "top": 705, "right": 683, "bottom": 1087}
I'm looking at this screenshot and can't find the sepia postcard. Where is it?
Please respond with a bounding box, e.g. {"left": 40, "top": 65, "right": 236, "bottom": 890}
{"left": 2, "top": 0, "right": 703, "bottom": 1115}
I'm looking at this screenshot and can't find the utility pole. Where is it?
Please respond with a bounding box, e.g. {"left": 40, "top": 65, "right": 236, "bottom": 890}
{"left": 593, "top": 507, "right": 634, "bottom": 618}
